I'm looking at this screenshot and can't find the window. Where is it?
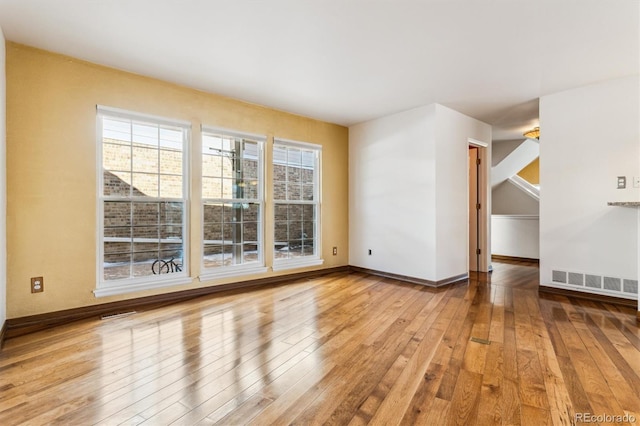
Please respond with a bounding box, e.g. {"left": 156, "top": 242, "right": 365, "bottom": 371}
{"left": 96, "top": 106, "right": 190, "bottom": 297}
{"left": 201, "top": 129, "right": 266, "bottom": 279}
{"left": 273, "top": 139, "right": 323, "bottom": 270}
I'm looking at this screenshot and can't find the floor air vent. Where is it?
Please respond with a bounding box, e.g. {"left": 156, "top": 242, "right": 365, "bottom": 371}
{"left": 101, "top": 311, "right": 136, "bottom": 320}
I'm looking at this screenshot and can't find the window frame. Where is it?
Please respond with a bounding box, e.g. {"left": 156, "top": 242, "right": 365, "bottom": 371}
{"left": 95, "top": 106, "right": 191, "bottom": 297}
{"left": 272, "top": 138, "right": 323, "bottom": 271}
{"left": 199, "top": 126, "right": 268, "bottom": 281}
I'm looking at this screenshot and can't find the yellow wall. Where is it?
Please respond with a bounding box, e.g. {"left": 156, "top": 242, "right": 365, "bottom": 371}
{"left": 517, "top": 157, "right": 539, "bottom": 185}
{"left": 6, "top": 42, "right": 349, "bottom": 318}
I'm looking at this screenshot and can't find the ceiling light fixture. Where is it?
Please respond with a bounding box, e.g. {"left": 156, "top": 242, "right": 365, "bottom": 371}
{"left": 523, "top": 126, "right": 540, "bottom": 139}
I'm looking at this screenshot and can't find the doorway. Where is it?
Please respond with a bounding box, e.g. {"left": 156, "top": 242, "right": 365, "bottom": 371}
{"left": 469, "top": 146, "right": 480, "bottom": 271}
{"left": 468, "top": 139, "right": 490, "bottom": 272}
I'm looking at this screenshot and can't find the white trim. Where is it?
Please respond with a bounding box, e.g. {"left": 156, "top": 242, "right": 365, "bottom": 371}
{"left": 272, "top": 257, "right": 324, "bottom": 271}
{"left": 201, "top": 125, "right": 267, "bottom": 142}
{"left": 97, "top": 105, "right": 191, "bottom": 128}
{"left": 271, "top": 140, "right": 322, "bottom": 267}
{"left": 508, "top": 174, "right": 540, "bottom": 201}
{"left": 199, "top": 265, "right": 268, "bottom": 281}
{"left": 200, "top": 128, "right": 267, "bottom": 274}
{"left": 96, "top": 107, "right": 191, "bottom": 292}
{"left": 491, "top": 214, "right": 539, "bottom": 220}
{"left": 468, "top": 137, "right": 489, "bottom": 148}
{"left": 273, "top": 137, "right": 323, "bottom": 151}
{"left": 541, "top": 282, "right": 637, "bottom": 300}
{"left": 94, "top": 276, "right": 193, "bottom": 298}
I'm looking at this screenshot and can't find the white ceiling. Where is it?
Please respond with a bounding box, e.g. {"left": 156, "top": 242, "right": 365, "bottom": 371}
{"left": 0, "top": 0, "right": 637, "bottom": 139}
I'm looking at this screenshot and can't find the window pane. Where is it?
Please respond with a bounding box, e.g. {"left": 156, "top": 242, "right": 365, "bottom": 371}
{"left": 203, "top": 177, "right": 222, "bottom": 199}
{"left": 243, "top": 243, "right": 258, "bottom": 263}
{"left": 100, "top": 112, "right": 187, "bottom": 284}
{"left": 222, "top": 178, "right": 233, "bottom": 199}
{"left": 132, "top": 202, "right": 159, "bottom": 226}
{"left": 273, "top": 164, "right": 287, "bottom": 182}
{"left": 303, "top": 239, "right": 315, "bottom": 256}
{"left": 160, "top": 175, "right": 182, "bottom": 198}
{"left": 274, "top": 221, "right": 289, "bottom": 243}
{"left": 160, "top": 202, "right": 183, "bottom": 225}
{"left": 203, "top": 244, "right": 225, "bottom": 268}
{"left": 160, "top": 225, "right": 182, "bottom": 240}
{"left": 243, "top": 222, "right": 258, "bottom": 243}
{"left": 274, "top": 181, "right": 287, "bottom": 201}
{"left": 303, "top": 184, "right": 314, "bottom": 201}
{"left": 132, "top": 173, "right": 159, "bottom": 197}
{"left": 104, "top": 202, "right": 131, "bottom": 227}
{"left": 287, "top": 165, "right": 301, "bottom": 183}
{"left": 203, "top": 154, "right": 223, "bottom": 178}
{"left": 103, "top": 143, "right": 131, "bottom": 172}
{"left": 133, "top": 225, "right": 158, "bottom": 240}
{"left": 104, "top": 258, "right": 131, "bottom": 280}
{"left": 202, "top": 131, "right": 263, "bottom": 271}
{"left": 273, "top": 142, "right": 319, "bottom": 263}
{"left": 289, "top": 204, "right": 303, "bottom": 221}
{"left": 302, "top": 204, "right": 315, "bottom": 221}
{"left": 160, "top": 150, "right": 182, "bottom": 175}
{"left": 132, "top": 123, "right": 158, "bottom": 146}
{"left": 302, "top": 167, "right": 315, "bottom": 184}
{"left": 103, "top": 118, "right": 131, "bottom": 143}
{"left": 244, "top": 203, "right": 260, "bottom": 222}
{"left": 287, "top": 148, "right": 301, "bottom": 166}
{"left": 274, "top": 204, "right": 288, "bottom": 221}
{"left": 104, "top": 171, "right": 131, "bottom": 196}
{"left": 287, "top": 182, "right": 301, "bottom": 200}
{"left": 242, "top": 158, "right": 258, "bottom": 179}
{"left": 204, "top": 203, "right": 223, "bottom": 224}
{"left": 132, "top": 146, "right": 158, "bottom": 173}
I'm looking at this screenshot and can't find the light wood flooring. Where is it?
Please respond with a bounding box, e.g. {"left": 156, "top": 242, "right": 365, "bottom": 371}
{"left": 1, "top": 260, "right": 639, "bottom": 425}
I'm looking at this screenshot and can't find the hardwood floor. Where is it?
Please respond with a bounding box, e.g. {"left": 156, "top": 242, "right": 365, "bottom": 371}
{"left": 1, "top": 260, "right": 638, "bottom": 425}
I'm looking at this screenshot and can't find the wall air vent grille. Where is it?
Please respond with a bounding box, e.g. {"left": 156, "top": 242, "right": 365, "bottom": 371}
{"left": 585, "top": 275, "right": 601, "bottom": 289}
{"left": 552, "top": 270, "right": 635, "bottom": 298}
{"left": 623, "top": 279, "right": 638, "bottom": 294}
{"left": 552, "top": 270, "right": 567, "bottom": 283}
{"left": 568, "top": 272, "right": 584, "bottom": 286}
{"left": 603, "top": 277, "right": 621, "bottom": 291}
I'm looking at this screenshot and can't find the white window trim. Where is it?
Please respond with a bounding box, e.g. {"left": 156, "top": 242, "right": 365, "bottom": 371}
{"left": 200, "top": 127, "right": 267, "bottom": 279}
{"left": 95, "top": 106, "right": 191, "bottom": 297}
{"left": 272, "top": 138, "right": 323, "bottom": 269}
{"left": 272, "top": 258, "right": 324, "bottom": 272}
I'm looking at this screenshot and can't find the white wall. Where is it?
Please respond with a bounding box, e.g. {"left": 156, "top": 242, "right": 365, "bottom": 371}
{"left": 349, "top": 104, "right": 491, "bottom": 282}
{"left": 492, "top": 215, "right": 539, "bottom": 259}
{"left": 434, "top": 105, "right": 492, "bottom": 279}
{"left": 0, "top": 27, "right": 6, "bottom": 329}
{"left": 540, "top": 76, "right": 640, "bottom": 301}
{"left": 349, "top": 105, "right": 437, "bottom": 280}
{"left": 492, "top": 180, "right": 539, "bottom": 215}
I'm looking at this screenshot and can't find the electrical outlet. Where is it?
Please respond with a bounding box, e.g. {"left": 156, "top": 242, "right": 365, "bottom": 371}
{"left": 31, "top": 276, "right": 44, "bottom": 293}
{"left": 617, "top": 176, "right": 626, "bottom": 189}
{"left": 332, "top": 246, "right": 337, "bottom": 256}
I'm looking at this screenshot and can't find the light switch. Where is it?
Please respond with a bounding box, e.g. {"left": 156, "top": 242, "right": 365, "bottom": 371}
{"left": 617, "top": 176, "right": 626, "bottom": 189}
{"left": 634, "top": 176, "right": 640, "bottom": 188}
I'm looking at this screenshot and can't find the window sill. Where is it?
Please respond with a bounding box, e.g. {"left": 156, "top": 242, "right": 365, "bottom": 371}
{"left": 94, "top": 275, "right": 192, "bottom": 298}
{"left": 272, "top": 257, "right": 324, "bottom": 272}
{"left": 199, "top": 265, "right": 268, "bottom": 282}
